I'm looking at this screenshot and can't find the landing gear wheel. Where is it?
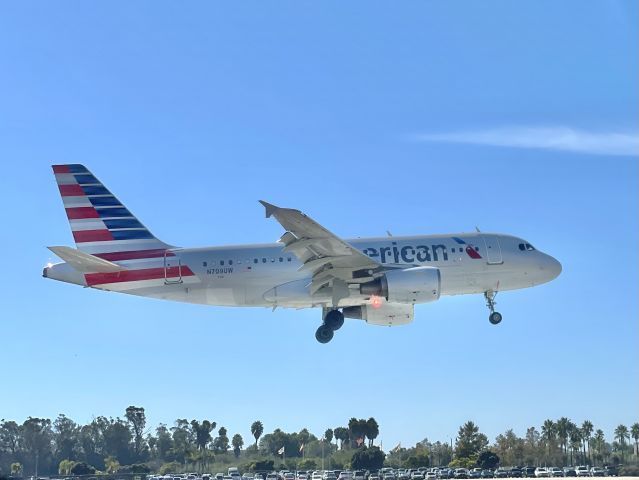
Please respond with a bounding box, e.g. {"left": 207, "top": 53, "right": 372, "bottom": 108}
{"left": 324, "top": 309, "right": 345, "bottom": 331}
{"left": 484, "top": 290, "right": 502, "bottom": 325}
{"left": 489, "top": 311, "right": 503, "bottom": 325}
{"left": 315, "top": 324, "right": 334, "bottom": 344}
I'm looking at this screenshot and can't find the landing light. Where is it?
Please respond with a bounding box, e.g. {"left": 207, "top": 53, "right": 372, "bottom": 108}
{"left": 371, "top": 295, "right": 382, "bottom": 309}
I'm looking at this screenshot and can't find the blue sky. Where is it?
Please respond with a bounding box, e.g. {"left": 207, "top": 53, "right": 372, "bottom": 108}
{"left": 0, "top": 1, "right": 637, "bottom": 449}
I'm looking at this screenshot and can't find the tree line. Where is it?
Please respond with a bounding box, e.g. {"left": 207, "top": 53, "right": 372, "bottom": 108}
{"left": 0, "top": 408, "right": 637, "bottom": 478}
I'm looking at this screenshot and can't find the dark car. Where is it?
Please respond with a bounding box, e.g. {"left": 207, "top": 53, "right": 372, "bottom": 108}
{"left": 509, "top": 469, "right": 522, "bottom": 478}
{"left": 603, "top": 466, "right": 618, "bottom": 477}
{"left": 493, "top": 469, "right": 509, "bottom": 479}
{"left": 563, "top": 468, "right": 576, "bottom": 478}
{"left": 522, "top": 467, "right": 536, "bottom": 478}
{"left": 469, "top": 470, "right": 482, "bottom": 479}
{"left": 480, "top": 471, "right": 494, "bottom": 479}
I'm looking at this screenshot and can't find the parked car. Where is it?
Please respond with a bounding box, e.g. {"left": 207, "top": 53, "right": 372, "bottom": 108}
{"left": 548, "top": 468, "right": 563, "bottom": 477}
{"left": 575, "top": 467, "right": 589, "bottom": 478}
{"left": 467, "top": 469, "right": 481, "bottom": 479}
{"left": 437, "top": 470, "right": 451, "bottom": 480}
{"left": 480, "top": 471, "right": 493, "bottom": 479}
{"left": 534, "top": 468, "right": 549, "bottom": 478}
{"left": 603, "top": 466, "right": 618, "bottom": 477}
{"left": 562, "top": 468, "right": 576, "bottom": 477}
{"left": 521, "top": 467, "right": 536, "bottom": 478}
{"left": 509, "top": 468, "right": 523, "bottom": 478}
{"left": 411, "top": 473, "right": 424, "bottom": 480}
{"left": 493, "top": 469, "right": 509, "bottom": 479}
{"left": 453, "top": 469, "right": 469, "bottom": 480}
{"left": 425, "top": 473, "right": 437, "bottom": 480}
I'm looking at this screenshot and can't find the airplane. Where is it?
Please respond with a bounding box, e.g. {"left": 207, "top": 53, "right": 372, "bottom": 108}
{"left": 44, "top": 164, "right": 562, "bottom": 343}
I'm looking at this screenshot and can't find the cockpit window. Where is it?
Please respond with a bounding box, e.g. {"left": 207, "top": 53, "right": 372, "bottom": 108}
{"left": 519, "top": 243, "right": 536, "bottom": 251}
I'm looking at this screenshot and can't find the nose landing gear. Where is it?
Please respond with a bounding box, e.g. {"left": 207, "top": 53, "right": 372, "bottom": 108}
{"left": 484, "top": 291, "right": 502, "bottom": 325}
{"left": 315, "top": 309, "right": 344, "bottom": 343}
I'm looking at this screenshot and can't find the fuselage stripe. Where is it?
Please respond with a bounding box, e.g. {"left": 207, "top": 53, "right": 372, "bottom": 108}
{"left": 94, "top": 249, "right": 174, "bottom": 261}
{"left": 85, "top": 266, "right": 194, "bottom": 286}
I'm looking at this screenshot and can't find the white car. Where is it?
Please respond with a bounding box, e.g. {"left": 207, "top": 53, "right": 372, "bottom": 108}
{"left": 339, "top": 473, "right": 353, "bottom": 480}
{"left": 548, "top": 468, "right": 563, "bottom": 478}
{"left": 535, "top": 468, "right": 549, "bottom": 478}
{"left": 312, "top": 473, "right": 323, "bottom": 480}
{"left": 575, "top": 467, "right": 589, "bottom": 478}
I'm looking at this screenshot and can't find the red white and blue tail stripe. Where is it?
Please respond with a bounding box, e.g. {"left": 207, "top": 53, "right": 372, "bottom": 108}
{"left": 52, "top": 164, "right": 172, "bottom": 257}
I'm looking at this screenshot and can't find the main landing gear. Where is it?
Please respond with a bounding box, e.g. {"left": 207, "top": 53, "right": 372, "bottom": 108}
{"left": 484, "top": 290, "right": 503, "bottom": 325}
{"left": 315, "top": 309, "right": 344, "bottom": 344}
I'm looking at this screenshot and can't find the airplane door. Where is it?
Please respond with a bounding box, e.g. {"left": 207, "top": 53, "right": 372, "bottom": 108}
{"left": 164, "top": 250, "right": 183, "bottom": 284}
{"left": 482, "top": 235, "right": 503, "bottom": 265}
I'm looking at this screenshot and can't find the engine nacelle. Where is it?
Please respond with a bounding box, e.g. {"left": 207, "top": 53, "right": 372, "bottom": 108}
{"left": 359, "top": 266, "right": 441, "bottom": 303}
{"left": 343, "top": 302, "right": 414, "bottom": 326}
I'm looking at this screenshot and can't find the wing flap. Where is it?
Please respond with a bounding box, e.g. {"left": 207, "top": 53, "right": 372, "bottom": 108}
{"left": 48, "top": 246, "right": 127, "bottom": 273}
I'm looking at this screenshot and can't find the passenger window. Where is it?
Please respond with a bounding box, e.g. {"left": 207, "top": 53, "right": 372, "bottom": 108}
{"left": 203, "top": 261, "right": 207, "bottom": 267}
{"left": 279, "top": 257, "right": 283, "bottom": 262}
{"left": 262, "top": 258, "right": 267, "bottom": 263}
{"left": 229, "top": 260, "right": 233, "bottom": 265}
{"left": 519, "top": 243, "right": 525, "bottom": 251}
{"left": 287, "top": 257, "right": 292, "bottom": 262}
{"left": 220, "top": 260, "right": 224, "bottom": 266}
{"left": 253, "top": 258, "right": 258, "bottom": 264}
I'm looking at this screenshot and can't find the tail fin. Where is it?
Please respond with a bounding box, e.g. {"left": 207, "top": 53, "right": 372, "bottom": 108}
{"left": 52, "top": 164, "right": 171, "bottom": 256}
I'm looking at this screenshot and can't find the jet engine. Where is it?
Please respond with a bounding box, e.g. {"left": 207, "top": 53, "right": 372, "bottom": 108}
{"left": 358, "top": 266, "right": 441, "bottom": 303}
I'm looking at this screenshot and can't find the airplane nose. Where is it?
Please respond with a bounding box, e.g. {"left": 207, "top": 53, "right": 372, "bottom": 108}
{"left": 545, "top": 255, "right": 562, "bottom": 280}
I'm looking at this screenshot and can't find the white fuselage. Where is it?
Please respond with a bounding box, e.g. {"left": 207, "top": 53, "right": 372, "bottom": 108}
{"left": 45, "top": 232, "right": 562, "bottom": 309}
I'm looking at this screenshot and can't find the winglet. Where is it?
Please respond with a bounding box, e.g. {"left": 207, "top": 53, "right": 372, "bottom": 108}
{"left": 259, "top": 200, "right": 278, "bottom": 218}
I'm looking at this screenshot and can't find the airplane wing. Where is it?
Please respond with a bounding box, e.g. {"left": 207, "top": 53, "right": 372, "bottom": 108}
{"left": 48, "top": 246, "right": 127, "bottom": 273}
{"left": 259, "top": 201, "right": 381, "bottom": 298}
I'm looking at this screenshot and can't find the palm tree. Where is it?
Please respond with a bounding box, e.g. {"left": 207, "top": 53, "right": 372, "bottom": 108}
{"left": 334, "top": 427, "right": 349, "bottom": 450}
{"left": 614, "top": 425, "right": 629, "bottom": 462}
{"left": 569, "top": 427, "right": 582, "bottom": 465}
{"left": 541, "top": 420, "right": 556, "bottom": 464}
{"left": 232, "top": 434, "right": 243, "bottom": 458}
{"left": 190, "top": 420, "right": 215, "bottom": 472}
{"left": 631, "top": 423, "right": 639, "bottom": 458}
{"left": 581, "top": 421, "right": 593, "bottom": 465}
{"left": 324, "top": 428, "right": 334, "bottom": 444}
{"left": 251, "top": 421, "right": 263, "bottom": 448}
{"left": 366, "top": 418, "right": 379, "bottom": 447}
{"left": 556, "top": 417, "right": 571, "bottom": 464}
{"left": 592, "top": 430, "right": 605, "bottom": 465}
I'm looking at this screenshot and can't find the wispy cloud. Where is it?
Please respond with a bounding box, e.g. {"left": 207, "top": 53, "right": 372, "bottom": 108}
{"left": 413, "top": 126, "right": 639, "bottom": 156}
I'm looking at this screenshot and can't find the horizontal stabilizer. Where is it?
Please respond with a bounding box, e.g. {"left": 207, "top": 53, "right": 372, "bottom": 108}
{"left": 48, "top": 246, "right": 127, "bottom": 273}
